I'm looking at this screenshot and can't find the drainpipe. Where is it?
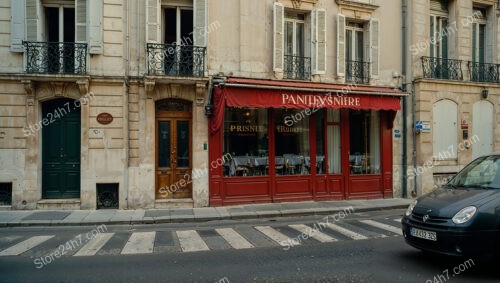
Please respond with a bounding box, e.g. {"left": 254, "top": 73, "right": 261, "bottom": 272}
{"left": 401, "top": 0, "right": 408, "bottom": 198}
{"left": 124, "top": 0, "right": 131, "bottom": 209}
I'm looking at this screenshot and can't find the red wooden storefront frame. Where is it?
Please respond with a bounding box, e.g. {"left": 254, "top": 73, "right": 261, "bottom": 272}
{"left": 208, "top": 80, "right": 400, "bottom": 206}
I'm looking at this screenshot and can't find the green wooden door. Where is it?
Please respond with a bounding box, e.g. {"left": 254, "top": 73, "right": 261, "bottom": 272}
{"left": 42, "top": 99, "right": 81, "bottom": 199}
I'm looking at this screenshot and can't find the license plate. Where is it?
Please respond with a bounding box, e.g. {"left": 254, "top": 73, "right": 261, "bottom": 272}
{"left": 410, "top": 227, "right": 437, "bottom": 241}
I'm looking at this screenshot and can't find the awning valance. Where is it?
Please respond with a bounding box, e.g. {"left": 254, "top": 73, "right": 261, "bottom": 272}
{"left": 209, "top": 78, "right": 404, "bottom": 134}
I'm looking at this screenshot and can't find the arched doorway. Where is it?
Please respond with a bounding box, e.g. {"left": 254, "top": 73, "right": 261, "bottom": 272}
{"left": 155, "top": 99, "right": 192, "bottom": 199}
{"left": 42, "top": 98, "right": 81, "bottom": 198}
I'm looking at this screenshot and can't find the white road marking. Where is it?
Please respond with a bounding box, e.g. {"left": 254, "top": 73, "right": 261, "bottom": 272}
{"left": 326, "top": 223, "right": 368, "bottom": 240}
{"left": 121, "top": 232, "right": 156, "bottom": 254}
{"left": 288, "top": 224, "right": 337, "bottom": 243}
{"left": 359, "top": 220, "right": 403, "bottom": 235}
{"left": 0, "top": 236, "right": 54, "bottom": 256}
{"left": 254, "top": 226, "right": 297, "bottom": 246}
{"left": 215, "top": 228, "right": 254, "bottom": 249}
{"left": 74, "top": 233, "right": 115, "bottom": 256}
{"left": 394, "top": 218, "right": 402, "bottom": 222}
{"left": 176, "top": 230, "right": 210, "bottom": 252}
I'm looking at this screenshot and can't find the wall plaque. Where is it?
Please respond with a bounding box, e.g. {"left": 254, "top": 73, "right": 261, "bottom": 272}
{"left": 96, "top": 113, "right": 113, "bottom": 125}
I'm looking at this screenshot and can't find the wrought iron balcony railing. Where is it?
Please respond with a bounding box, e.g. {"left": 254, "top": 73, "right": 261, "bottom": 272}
{"left": 346, "top": 60, "right": 370, "bottom": 84}
{"left": 421, "top": 56, "right": 463, "bottom": 81}
{"left": 23, "top": 41, "right": 87, "bottom": 75}
{"left": 468, "top": 62, "right": 500, "bottom": 83}
{"left": 284, "top": 55, "right": 311, "bottom": 80}
{"left": 147, "top": 43, "right": 206, "bottom": 77}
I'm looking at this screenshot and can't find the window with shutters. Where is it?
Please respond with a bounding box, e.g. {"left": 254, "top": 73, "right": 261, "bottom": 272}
{"left": 337, "top": 13, "right": 378, "bottom": 82}
{"left": 283, "top": 12, "right": 311, "bottom": 80}
{"left": 345, "top": 21, "right": 369, "bottom": 84}
{"left": 16, "top": 0, "right": 103, "bottom": 74}
{"left": 146, "top": 0, "right": 206, "bottom": 77}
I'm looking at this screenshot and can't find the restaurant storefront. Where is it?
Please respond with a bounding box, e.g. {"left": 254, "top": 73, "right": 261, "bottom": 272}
{"left": 208, "top": 78, "right": 404, "bottom": 206}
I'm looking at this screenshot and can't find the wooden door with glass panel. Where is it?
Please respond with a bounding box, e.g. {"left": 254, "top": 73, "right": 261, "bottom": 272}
{"left": 155, "top": 100, "right": 192, "bottom": 199}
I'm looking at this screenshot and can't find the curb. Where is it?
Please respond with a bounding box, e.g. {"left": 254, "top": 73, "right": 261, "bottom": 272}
{"left": 0, "top": 204, "right": 409, "bottom": 227}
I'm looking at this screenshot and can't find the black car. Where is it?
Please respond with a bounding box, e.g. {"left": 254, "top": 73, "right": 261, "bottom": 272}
{"left": 402, "top": 154, "right": 500, "bottom": 257}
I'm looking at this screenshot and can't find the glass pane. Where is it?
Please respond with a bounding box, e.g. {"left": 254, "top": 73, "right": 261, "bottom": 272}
{"left": 327, "top": 126, "right": 341, "bottom": 174}
{"left": 296, "top": 23, "right": 304, "bottom": 57}
{"left": 441, "top": 18, "right": 448, "bottom": 59}
{"left": 285, "top": 21, "right": 293, "bottom": 55}
{"left": 158, "top": 121, "right": 171, "bottom": 168}
{"left": 176, "top": 120, "right": 190, "bottom": 167}
{"left": 349, "top": 110, "right": 381, "bottom": 175}
{"left": 346, "top": 29, "right": 352, "bottom": 61}
{"left": 430, "top": 16, "right": 435, "bottom": 58}
{"left": 223, "top": 108, "right": 268, "bottom": 177}
{"left": 479, "top": 24, "right": 485, "bottom": 63}
{"left": 472, "top": 23, "right": 477, "bottom": 62}
{"left": 275, "top": 109, "right": 310, "bottom": 175}
{"left": 327, "top": 109, "right": 340, "bottom": 123}
{"left": 315, "top": 111, "right": 326, "bottom": 174}
{"left": 355, "top": 30, "right": 364, "bottom": 61}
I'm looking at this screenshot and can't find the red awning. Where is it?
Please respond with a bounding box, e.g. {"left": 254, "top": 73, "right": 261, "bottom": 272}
{"left": 210, "top": 78, "right": 405, "bottom": 134}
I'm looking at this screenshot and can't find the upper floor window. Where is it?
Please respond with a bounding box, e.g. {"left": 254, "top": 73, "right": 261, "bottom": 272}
{"left": 163, "top": 6, "right": 193, "bottom": 45}
{"left": 472, "top": 7, "right": 487, "bottom": 63}
{"left": 283, "top": 12, "right": 310, "bottom": 80}
{"left": 429, "top": 0, "right": 449, "bottom": 59}
{"left": 273, "top": 3, "right": 326, "bottom": 80}
{"left": 338, "top": 15, "right": 378, "bottom": 84}
{"left": 10, "top": 0, "right": 103, "bottom": 54}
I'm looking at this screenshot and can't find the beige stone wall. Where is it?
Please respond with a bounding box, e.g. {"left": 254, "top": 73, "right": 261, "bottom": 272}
{"left": 410, "top": 0, "right": 500, "bottom": 195}
{"left": 208, "top": 0, "right": 403, "bottom": 87}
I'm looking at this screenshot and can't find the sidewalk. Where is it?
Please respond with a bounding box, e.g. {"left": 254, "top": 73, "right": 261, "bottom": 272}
{"left": 0, "top": 198, "right": 411, "bottom": 227}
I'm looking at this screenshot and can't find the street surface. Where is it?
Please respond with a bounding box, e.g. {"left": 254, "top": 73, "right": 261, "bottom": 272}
{"left": 0, "top": 209, "right": 498, "bottom": 282}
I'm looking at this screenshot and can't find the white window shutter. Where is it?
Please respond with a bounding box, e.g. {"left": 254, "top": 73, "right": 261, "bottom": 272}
{"left": 88, "top": 0, "right": 103, "bottom": 54}
{"left": 312, "top": 9, "right": 326, "bottom": 75}
{"left": 75, "top": 0, "right": 87, "bottom": 43}
{"left": 10, "top": 0, "right": 25, "bottom": 52}
{"left": 145, "top": 0, "right": 160, "bottom": 43}
{"left": 336, "top": 14, "right": 346, "bottom": 77}
{"left": 311, "top": 10, "right": 317, "bottom": 73}
{"left": 25, "top": 0, "right": 39, "bottom": 42}
{"left": 273, "top": 2, "right": 284, "bottom": 72}
{"left": 370, "top": 18, "right": 380, "bottom": 78}
{"left": 193, "top": 0, "right": 207, "bottom": 46}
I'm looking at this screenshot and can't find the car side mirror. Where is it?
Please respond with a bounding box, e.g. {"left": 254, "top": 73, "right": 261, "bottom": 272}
{"left": 446, "top": 175, "right": 454, "bottom": 182}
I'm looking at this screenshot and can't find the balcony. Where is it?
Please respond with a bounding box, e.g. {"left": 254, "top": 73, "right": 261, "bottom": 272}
{"left": 146, "top": 43, "right": 206, "bottom": 77}
{"left": 421, "top": 56, "right": 463, "bottom": 81}
{"left": 284, "top": 55, "right": 311, "bottom": 80}
{"left": 468, "top": 62, "right": 500, "bottom": 83}
{"left": 23, "top": 41, "right": 87, "bottom": 75}
{"left": 346, "top": 60, "right": 370, "bottom": 84}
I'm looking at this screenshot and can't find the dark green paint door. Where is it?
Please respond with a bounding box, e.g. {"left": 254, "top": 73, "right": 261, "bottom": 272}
{"left": 42, "top": 99, "right": 81, "bottom": 199}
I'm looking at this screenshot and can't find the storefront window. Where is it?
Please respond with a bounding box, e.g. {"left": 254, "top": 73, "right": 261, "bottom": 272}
{"left": 349, "top": 110, "right": 381, "bottom": 175}
{"left": 315, "top": 110, "right": 326, "bottom": 174}
{"left": 275, "top": 109, "right": 310, "bottom": 175}
{"left": 223, "top": 108, "right": 268, "bottom": 177}
{"left": 327, "top": 109, "right": 341, "bottom": 174}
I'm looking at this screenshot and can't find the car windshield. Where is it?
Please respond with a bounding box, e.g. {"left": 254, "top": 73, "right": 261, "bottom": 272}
{"left": 448, "top": 155, "right": 500, "bottom": 189}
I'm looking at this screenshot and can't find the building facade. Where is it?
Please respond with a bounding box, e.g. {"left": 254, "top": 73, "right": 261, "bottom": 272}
{"left": 0, "top": 0, "right": 407, "bottom": 210}
{"left": 406, "top": 0, "right": 500, "bottom": 196}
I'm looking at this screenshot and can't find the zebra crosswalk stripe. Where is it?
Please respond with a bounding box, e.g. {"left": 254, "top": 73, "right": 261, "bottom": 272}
{"left": 254, "top": 226, "right": 297, "bottom": 246}
{"left": 359, "top": 220, "right": 403, "bottom": 235}
{"left": 176, "top": 230, "right": 210, "bottom": 252}
{"left": 326, "top": 223, "right": 368, "bottom": 240}
{"left": 0, "top": 236, "right": 54, "bottom": 256}
{"left": 74, "top": 233, "right": 115, "bottom": 257}
{"left": 288, "top": 224, "right": 337, "bottom": 243}
{"left": 215, "top": 228, "right": 254, "bottom": 249}
{"left": 121, "top": 232, "right": 156, "bottom": 254}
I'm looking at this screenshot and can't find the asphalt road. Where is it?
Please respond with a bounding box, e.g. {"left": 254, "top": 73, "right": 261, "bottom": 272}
{"left": 0, "top": 209, "right": 498, "bottom": 283}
